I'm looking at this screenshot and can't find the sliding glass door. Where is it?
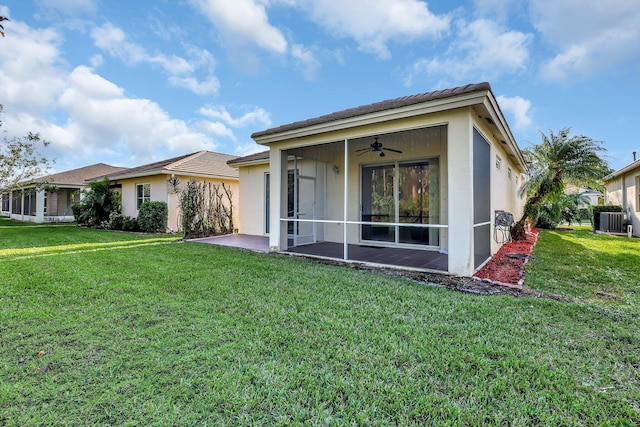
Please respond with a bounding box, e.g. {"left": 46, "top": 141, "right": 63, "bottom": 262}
{"left": 362, "top": 159, "right": 440, "bottom": 246}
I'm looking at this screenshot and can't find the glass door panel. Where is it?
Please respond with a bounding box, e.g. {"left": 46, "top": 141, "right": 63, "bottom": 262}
{"left": 361, "top": 164, "right": 395, "bottom": 242}
{"left": 398, "top": 160, "right": 439, "bottom": 245}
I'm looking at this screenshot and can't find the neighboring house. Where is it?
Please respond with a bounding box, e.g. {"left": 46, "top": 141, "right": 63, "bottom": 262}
{"left": 228, "top": 82, "right": 527, "bottom": 277}
{"left": 106, "top": 151, "right": 239, "bottom": 232}
{"left": 603, "top": 156, "right": 640, "bottom": 237}
{"left": 566, "top": 184, "right": 602, "bottom": 206}
{"left": 2, "top": 163, "right": 127, "bottom": 223}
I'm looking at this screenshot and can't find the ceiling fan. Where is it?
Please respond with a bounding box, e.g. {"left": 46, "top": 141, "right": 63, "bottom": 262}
{"left": 355, "top": 137, "right": 403, "bottom": 157}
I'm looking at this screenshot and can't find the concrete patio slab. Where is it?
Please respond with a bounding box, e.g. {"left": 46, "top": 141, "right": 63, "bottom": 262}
{"left": 190, "top": 234, "right": 269, "bottom": 252}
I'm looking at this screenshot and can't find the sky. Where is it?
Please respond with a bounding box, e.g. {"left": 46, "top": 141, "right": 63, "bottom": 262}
{"left": 0, "top": 0, "right": 639, "bottom": 174}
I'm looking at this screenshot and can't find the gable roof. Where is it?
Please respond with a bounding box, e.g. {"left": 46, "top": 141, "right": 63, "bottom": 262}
{"left": 604, "top": 158, "right": 640, "bottom": 181}
{"left": 252, "top": 82, "right": 492, "bottom": 140}
{"left": 31, "top": 163, "right": 128, "bottom": 186}
{"left": 107, "top": 150, "right": 239, "bottom": 181}
{"left": 227, "top": 150, "right": 270, "bottom": 167}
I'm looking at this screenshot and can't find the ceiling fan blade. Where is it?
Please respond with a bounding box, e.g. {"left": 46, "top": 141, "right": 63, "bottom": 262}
{"left": 354, "top": 147, "right": 371, "bottom": 152}
{"left": 357, "top": 150, "right": 371, "bottom": 156}
{"left": 382, "top": 147, "right": 403, "bottom": 153}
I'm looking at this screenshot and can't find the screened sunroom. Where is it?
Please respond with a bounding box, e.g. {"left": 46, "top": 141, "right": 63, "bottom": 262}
{"left": 249, "top": 83, "right": 527, "bottom": 277}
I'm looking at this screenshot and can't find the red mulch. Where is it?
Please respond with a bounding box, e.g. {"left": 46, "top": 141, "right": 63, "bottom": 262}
{"left": 473, "top": 228, "right": 539, "bottom": 288}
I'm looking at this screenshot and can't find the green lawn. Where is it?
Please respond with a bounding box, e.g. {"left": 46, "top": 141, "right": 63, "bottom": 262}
{"left": 1, "top": 218, "right": 639, "bottom": 425}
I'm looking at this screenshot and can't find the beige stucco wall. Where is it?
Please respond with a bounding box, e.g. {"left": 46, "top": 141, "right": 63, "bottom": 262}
{"left": 237, "top": 164, "right": 270, "bottom": 235}
{"left": 605, "top": 167, "right": 640, "bottom": 237}
{"left": 118, "top": 174, "right": 239, "bottom": 232}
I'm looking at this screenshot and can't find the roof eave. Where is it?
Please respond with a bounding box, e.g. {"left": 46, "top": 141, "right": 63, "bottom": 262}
{"left": 252, "top": 91, "right": 491, "bottom": 145}
{"left": 604, "top": 159, "right": 640, "bottom": 181}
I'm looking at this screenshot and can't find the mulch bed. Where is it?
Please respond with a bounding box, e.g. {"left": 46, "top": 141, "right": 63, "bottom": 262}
{"left": 472, "top": 228, "right": 539, "bottom": 288}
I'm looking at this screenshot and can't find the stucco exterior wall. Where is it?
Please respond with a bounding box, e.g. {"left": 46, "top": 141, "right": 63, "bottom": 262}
{"left": 118, "top": 174, "right": 239, "bottom": 233}
{"left": 605, "top": 167, "right": 640, "bottom": 237}
{"left": 237, "top": 164, "right": 270, "bottom": 235}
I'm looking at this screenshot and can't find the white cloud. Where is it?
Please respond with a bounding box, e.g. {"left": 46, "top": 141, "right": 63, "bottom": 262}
{"left": 198, "top": 105, "right": 271, "bottom": 128}
{"left": 496, "top": 95, "right": 533, "bottom": 130}
{"left": 300, "top": 0, "right": 450, "bottom": 59}
{"left": 404, "top": 19, "right": 532, "bottom": 86}
{"left": 530, "top": 0, "right": 640, "bottom": 82}
{"left": 190, "top": 0, "right": 288, "bottom": 54}
{"left": 291, "top": 44, "right": 321, "bottom": 81}
{"left": 57, "top": 66, "right": 216, "bottom": 159}
{"left": 169, "top": 76, "right": 220, "bottom": 96}
{"left": 0, "top": 20, "right": 66, "bottom": 114}
{"left": 91, "top": 23, "right": 219, "bottom": 95}
{"left": 196, "top": 121, "right": 235, "bottom": 139}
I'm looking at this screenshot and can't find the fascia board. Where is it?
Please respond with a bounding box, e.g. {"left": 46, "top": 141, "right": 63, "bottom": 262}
{"left": 227, "top": 158, "right": 270, "bottom": 168}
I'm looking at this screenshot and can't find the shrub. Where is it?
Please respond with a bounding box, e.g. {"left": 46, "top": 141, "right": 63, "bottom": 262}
{"left": 71, "top": 178, "right": 119, "bottom": 226}
{"left": 137, "top": 201, "right": 168, "bottom": 233}
{"left": 122, "top": 216, "right": 139, "bottom": 232}
{"left": 108, "top": 211, "right": 124, "bottom": 230}
{"left": 535, "top": 205, "right": 558, "bottom": 230}
{"left": 591, "top": 205, "right": 623, "bottom": 231}
{"left": 177, "top": 180, "right": 234, "bottom": 239}
{"left": 71, "top": 203, "right": 90, "bottom": 226}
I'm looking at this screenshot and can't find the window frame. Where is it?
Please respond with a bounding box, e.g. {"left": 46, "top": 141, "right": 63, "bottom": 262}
{"left": 136, "top": 183, "right": 151, "bottom": 210}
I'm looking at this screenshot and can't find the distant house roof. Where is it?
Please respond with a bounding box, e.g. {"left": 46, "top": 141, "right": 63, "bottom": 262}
{"left": 107, "top": 150, "right": 239, "bottom": 181}
{"left": 604, "top": 159, "right": 640, "bottom": 181}
{"left": 252, "top": 82, "right": 492, "bottom": 139}
{"left": 227, "top": 150, "right": 270, "bottom": 167}
{"left": 31, "top": 163, "right": 128, "bottom": 186}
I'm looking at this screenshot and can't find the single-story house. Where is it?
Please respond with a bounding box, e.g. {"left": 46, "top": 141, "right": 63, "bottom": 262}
{"left": 2, "top": 163, "right": 128, "bottom": 223}
{"left": 603, "top": 155, "right": 640, "bottom": 237}
{"left": 106, "top": 150, "right": 239, "bottom": 232}
{"left": 228, "top": 82, "right": 527, "bottom": 277}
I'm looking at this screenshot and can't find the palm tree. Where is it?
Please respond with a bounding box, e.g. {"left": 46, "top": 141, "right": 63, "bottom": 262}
{"left": 511, "top": 128, "right": 610, "bottom": 240}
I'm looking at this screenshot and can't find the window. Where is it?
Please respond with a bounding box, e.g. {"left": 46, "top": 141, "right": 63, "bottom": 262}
{"left": 136, "top": 183, "right": 151, "bottom": 209}
{"left": 1, "top": 194, "right": 8, "bottom": 212}
{"left": 495, "top": 155, "right": 502, "bottom": 170}
{"left": 361, "top": 159, "right": 440, "bottom": 246}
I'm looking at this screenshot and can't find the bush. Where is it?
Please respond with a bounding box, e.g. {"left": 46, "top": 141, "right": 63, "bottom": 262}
{"left": 137, "top": 201, "right": 168, "bottom": 233}
{"left": 122, "top": 216, "right": 139, "bottom": 232}
{"left": 71, "top": 203, "right": 90, "bottom": 226}
{"left": 535, "top": 206, "right": 558, "bottom": 230}
{"left": 591, "top": 205, "right": 623, "bottom": 231}
{"left": 108, "top": 211, "right": 124, "bottom": 230}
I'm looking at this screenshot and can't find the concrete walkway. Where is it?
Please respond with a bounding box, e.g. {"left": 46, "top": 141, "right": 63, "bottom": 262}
{"left": 190, "top": 234, "right": 269, "bottom": 252}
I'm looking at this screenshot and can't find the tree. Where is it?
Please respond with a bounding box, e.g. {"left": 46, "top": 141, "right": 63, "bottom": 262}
{"left": 511, "top": 128, "right": 610, "bottom": 240}
{"left": 71, "top": 178, "right": 119, "bottom": 226}
{"left": 0, "top": 105, "right": 55, "bottom": 192}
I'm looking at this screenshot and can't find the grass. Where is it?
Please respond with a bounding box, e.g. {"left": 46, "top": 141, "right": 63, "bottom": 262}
{"left": 1, "top": 218, "right": 639, "bottom": 425}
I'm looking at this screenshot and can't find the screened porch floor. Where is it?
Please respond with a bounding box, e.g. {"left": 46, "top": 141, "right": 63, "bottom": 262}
{"left": 285, "top": 242, "right": 448, "bottom": 272}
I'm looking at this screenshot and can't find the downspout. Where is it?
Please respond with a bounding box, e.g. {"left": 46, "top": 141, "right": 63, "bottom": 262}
{"left": 168, "top": 173, "right": 174, "bottom": 233}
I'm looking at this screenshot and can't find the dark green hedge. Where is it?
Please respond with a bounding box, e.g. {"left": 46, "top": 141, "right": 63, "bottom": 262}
{"left": 137, "top": 201, "right": 168, "bottom": 233}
